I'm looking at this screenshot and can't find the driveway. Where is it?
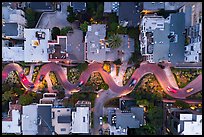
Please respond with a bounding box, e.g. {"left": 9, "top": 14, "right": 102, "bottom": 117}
{"left": 36, "top": 2, "right": 71, "bottom": 29}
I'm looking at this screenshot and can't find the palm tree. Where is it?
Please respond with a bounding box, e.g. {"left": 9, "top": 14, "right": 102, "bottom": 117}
{"left": 107, "top": 34, "right": 122, "bottom": 49}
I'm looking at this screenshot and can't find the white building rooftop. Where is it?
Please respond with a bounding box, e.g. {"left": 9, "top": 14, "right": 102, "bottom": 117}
{"left": 2, "top": 110, "right": 21, "bottom": 134}
{"left": 71, "top": 107, "right": 90, "bottom": 134}
{"left": 22, "top": 104, "right": 38, "bottom": 135}
{"left": 24, "top": 29, "right": 50, "bottom": 62}
{"left": 178, "top": 114, "right": 202, "bottom": 135}
{"left": 2, "top": 47, "right": 24, "bottom": 61}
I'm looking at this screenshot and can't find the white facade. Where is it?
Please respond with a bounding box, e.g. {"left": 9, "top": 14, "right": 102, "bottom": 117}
{"left": 2, "top": 6, "right": 26, "bottom": 26}
{"left": 178, "top": 114, "right": 202, "bottom": 135}
{"left": 22, "top": 105, "right": 38, "bottom": 135}
{"left": 2, "top": 47, "right": 24, "bottom": 61}
{"left": 109, "top": 125, "right": 127, "bottom": 135}
{"left": 2, "top": 110, "right": 21, "bottom": 134}
{"left": 104, "top": 2, "right": 119, "bottom": 13}
{"left": 184, "top": 42, "right": 201, "bottom": 62}
{"left": 71, "top": 107, "right": 90, "bottom": 134}
{"left": 24, "top": 29, "right": 51, "bottom": 62}
{"left": 139, "top": 15, "right": 166, "bottom": 63}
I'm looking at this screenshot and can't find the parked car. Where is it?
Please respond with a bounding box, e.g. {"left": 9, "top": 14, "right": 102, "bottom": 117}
{"left": 77, "top": 81, "right": 84, "bottom": 87}
{"left": 28, "top": 83, "right": 35, "bottom": 89}
{"left": 39, "top": 75, "right": 45, "bottom": 81}
{"left": 186, "top": 88, "right": 194, "bottom": 93}
{"left": 56, "top": 4, "right": 61, "bottom": 11}
{"left": 99, "top": 128, "right": 103, "bottom": 135}
{"left": 99, "top": 116, "right": 103, "bottom": 125}
{"left": 167, "top": 86, "right": 177, "bottom": 93}
{"left": 129, "top": 78, "right": 137, "bottom": 87}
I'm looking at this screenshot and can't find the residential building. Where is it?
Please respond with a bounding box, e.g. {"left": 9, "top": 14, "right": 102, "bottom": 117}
{"left": 166, "top": 108, "right": 202, "bottom": 135}
{"left": 104, "top": 2, "right": 119, "bottom": 15}
{"left": 118, "top": 2, "right": 142, "bottom": 27}
{"left": 119, "top": 97, "right": 136, "bottom": 111}
{"left": 107, "top": 106, "right": 144, "bottom": 135}
{"left": 2, "top": 23, "right": 24, "bottom": 39}
{"left": 179, "top": 2, "right": 202, "bottom": 63}
{"left": 139, "top": 13, "right": 185, "bottom": 65}
{"left": 26, "top": 2, "right": 54, "bottom": 12}
{"left": 52, "top": 107, "right": 72, "bottom": 135}
{"left": 70, "top": 2, "right": 86, "bottom": 13}
{"left": 141, "top": 2, "right": 165, "bottom": 13}
{"left": 22, "top": 104, "right": 38, "bottom": 135}
{"left": 48, "top": 36, "right": 82, "bottom": 63}
{"left": 2, "top": 5, "right": 26, "bottom": 26}
{"left": 24, "top": 29, "right": 51, "bottom": 62}
{"left": 39, "top": 93, "right": 57, "bottom": 104}
{"left": 2, "top": 103, "right": 22, "bottom": 135}
{"left": 164, "top": 2, "right": 185, "bottom": 11}
{"left": 85, "top": 24, "right": 135, "bottom": 63}
{"left": 71, "top": 101, "right": 91, "bottom": 134}
{"left": 22, "top": 104, "right": 54, "bottom": 135}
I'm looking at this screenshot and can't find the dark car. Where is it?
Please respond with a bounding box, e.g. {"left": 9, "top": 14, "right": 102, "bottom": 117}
{"left": 39, "top": 75, "right": 45, "bottom": 81}
{"left": 99, "top": 128, "right": 103, "bottom": 135}
{"left": 158, "top": 63, "right": 165, "bottom": 69}
{"left": 29, "top": 84, "right": 35, "bottom": 89}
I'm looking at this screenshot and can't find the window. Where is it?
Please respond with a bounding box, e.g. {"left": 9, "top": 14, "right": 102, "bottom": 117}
{"left": 191, "top": 46, "right": 194, "bottom": 51}
{"left": 61, "top": 128, "right": 66, "bottom": 131}
{"left": 195, "top": 56, "right": 197, "bottom": 60}
{"left": 57, "top": 110, "right": 60, "bottom": 112}
{"left": 67, "top": 109, "right": 69, "bottom": 111}
{"left": 83, "top": 117, "right": 85, "bottom": 122}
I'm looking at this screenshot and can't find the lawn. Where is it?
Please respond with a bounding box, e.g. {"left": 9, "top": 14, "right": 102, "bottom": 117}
{"left": 171, "top": 68, "right": 202, "bottom": 88}
{"left": 122, "top": 66, "right": 136, "bottom": 85}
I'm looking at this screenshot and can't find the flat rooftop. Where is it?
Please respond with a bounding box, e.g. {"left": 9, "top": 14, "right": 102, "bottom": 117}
{"left": 22, "top": 105, "right": 38, "bottom": 135}
{"left": 2, "top": 23, "right": 18, "bottom": 36}
{"left": 72, "top": 107, "right": 90, "bottom": 133}
{"left": 2, "top": 47, "right": 24, "bottom": 61}
{"left": 24, "top": 29, "right": 50, "bottom": 62}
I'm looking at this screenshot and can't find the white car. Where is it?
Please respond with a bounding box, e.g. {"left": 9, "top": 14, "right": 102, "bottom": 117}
{"left": 129, "top": 79, "right": 137, "bottom": 87}
{"left": 99, "top": 116, "right": 103, "bottom": 125}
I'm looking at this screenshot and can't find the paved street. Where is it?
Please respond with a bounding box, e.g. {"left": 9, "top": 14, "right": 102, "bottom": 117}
{"left": 36, "top": 2, "right": 71, "bottom": 29}
{"left": 2, "top": 62, "right": 202, "bottom": 134}
{"left": 2, "top": 62, "right": 202, "bottom": 99}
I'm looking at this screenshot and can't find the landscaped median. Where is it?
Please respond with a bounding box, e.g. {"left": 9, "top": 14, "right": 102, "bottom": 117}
{"left": 85, "top": 72, "right": 109, "bottom": 91}
{"left": 122, "top": 66, "right": 136, "bottom": 85}
{"left": 171, "top": 67, "right": 202, "bottom": 88}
